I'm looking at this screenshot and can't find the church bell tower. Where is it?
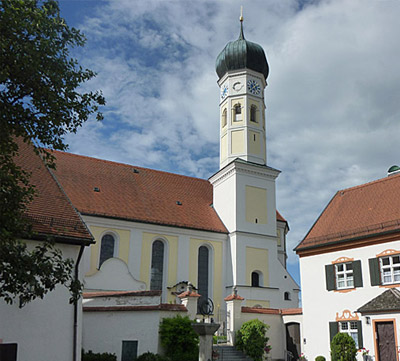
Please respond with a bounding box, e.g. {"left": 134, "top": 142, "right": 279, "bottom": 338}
{"left": 210, "top": 14, "right": 282, "bottom": 294}
{"left": 215, "top": 13, "right": 269, "bottom": 169}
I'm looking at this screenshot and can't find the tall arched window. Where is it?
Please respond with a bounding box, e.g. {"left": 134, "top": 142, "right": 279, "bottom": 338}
{"left": 197, "top": 246, "right": 209, "bottom": 308}
{"left": 150, "top": 240, "right": 164, "bottom": 291}
{"left": 222, "top": 109, "right": 227, "bottom": 127}
{"left": 234, "top": 104, "right": 242, "bottom": 121}
{"left": 99, "top": 234, "right": 115, "bottom": 267}
{"left": 250, "top": 105, "right": 257, "bottom": 122}
{"left": 251, "top": 271, "right": 260, "bottom": 287}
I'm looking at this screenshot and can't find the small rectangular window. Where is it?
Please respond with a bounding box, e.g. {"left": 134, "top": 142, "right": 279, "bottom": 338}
{"left": 380, "top": 255, "right": 400, "bottom": 285}
{"left": 335, "top": 262, "right": 354, "bottom": 289}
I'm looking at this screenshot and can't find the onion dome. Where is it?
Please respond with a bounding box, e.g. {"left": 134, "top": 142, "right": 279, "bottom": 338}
{"left": 216, "top": 19, "right": 269, "bottom": 80}
{"left": 388, "top": 165, "right": 400, "bottom": 173}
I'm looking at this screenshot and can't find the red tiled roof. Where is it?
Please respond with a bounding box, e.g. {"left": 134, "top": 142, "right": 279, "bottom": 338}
{"left": 83, "top": 304, "right": 187, "bottom": 312}
{"left": 276, "top": 210, "right": 287, "bottom": 223}
{"left": 296, "top": 173, "right": 400, "bottom": 254}
{"left": 51, "top": 151, "right": 286, "bottom": 233}
{"left": 241, "top": 307, "right": 302, "bottom": 315}
{"left": 83, "top": 290, "right": 161, "bottom": 298}
{"left": 280, "top": 308, "right": 303, "bottom": 315}
{"left": 52, "top": 151, "right": 228, "bottom": 233}
{"left": 224, "top": 293, "right": 244, "bottom": 301}
{"left": 14, "top": 140, "right": 93, "bottom": 244}
{"left": 178, "top": 290, "right": 201, "bottom": 298}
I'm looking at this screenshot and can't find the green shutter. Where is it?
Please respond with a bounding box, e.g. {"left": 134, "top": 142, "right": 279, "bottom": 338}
{"left": 369, "top": 258, "right": 381, "bottom": 286}
{"left": 353, "top": 260, "right": 363, "bottom": 288}
{"left": 357, "top": 320, "right": 363, "bottom": 349}
{"left": 325, "top": 264, "right": 336, "bottom": 291}
{"left": 329, "top": 322, "right": 339, "bottom": 343}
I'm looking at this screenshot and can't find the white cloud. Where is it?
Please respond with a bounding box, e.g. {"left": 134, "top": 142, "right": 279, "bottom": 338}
{"left": 64, "top": 0, "right": 400, "bottom": 284}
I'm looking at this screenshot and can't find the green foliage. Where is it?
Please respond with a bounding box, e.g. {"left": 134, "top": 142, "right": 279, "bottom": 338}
{"left": 315, "top": 356, "right": 326, "bottom": 361}
{"left": 159, "top": 315, "right": 199, "bottom": 361}
{"left": 331, "top": 333, "right": 357, "bottom": 361}
{"left": 213, "top": 335, "right": 227, "bottom": 344}
{"left": 0, "top": 0, "right": 104, "bottom": 306}
{"left": 235, "top": 319, "right": 270, "bottom": 361}
{"left": 82, "top": 350, "right": 117, "bottom": 361}
{"left": 136, "top": 352, "right": 169, "bottom": 361}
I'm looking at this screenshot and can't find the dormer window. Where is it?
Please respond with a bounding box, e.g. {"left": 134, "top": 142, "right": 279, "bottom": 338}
{"left": 233, "top": 104, "right": 242, "bottom": 122}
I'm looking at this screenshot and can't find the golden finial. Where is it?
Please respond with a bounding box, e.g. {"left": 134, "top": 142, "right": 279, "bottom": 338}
{"left": 240, "top": 6, "right": 243, "bottom": 22}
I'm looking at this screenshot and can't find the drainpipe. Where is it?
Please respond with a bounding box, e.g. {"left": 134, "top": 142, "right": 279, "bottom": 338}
{"left": 73, "top": 245, "right": 85, "bottom": 361}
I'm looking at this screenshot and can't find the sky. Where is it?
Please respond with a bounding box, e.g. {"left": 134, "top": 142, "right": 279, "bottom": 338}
{"left": 58, "top": 0, "right": 400, "bottom": 286}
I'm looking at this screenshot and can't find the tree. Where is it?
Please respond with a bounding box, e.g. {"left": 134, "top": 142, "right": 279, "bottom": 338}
{"left": 159, "top": 315, "right": 199, "bottom": 361}
{"left": 331, "top": 333, "right": 357, "bottom": 361}
{"left": 235, "top": 319, "right": 270, "bottom": 361}
{"left": 0, "top": 0, "right": 105, "bottom": 306}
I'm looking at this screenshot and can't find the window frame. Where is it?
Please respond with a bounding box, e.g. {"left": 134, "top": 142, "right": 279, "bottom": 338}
{"left": 222, "top": 108, "right": 227, "bottom": 128}
{"left": 98, "top": 232, "right": 119, "bottom": 268}
{"left": 150, "top": 239, "right": 166, "bottom": 292}
{"left": 233, "top": 103, "right": 242, "bottom": 122}
{"left": 339, "top": 321, "right": 360, "bottom": 348}
{"left": 325, "top": 259, "right": 363, "bottom": 291}
{"left": 335, "top": 262, "right": 354, "bottom": 290}
{"left": 380, "top": 255, "right": 400, "bottom": 285}
{"left": 250, "top": 105, "right": 258, "bottom": 123}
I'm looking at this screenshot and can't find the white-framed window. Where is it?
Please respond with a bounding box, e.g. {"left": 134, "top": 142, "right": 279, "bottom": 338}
{"left": 339, "top": 321, "right": 359, "bottom": 348}
{"left": 335, "top": 262, "right": 354, "bottom": 289}
{"left": 150, "top": 240, "right": 165, "bottom": 291}
{"left": 380, "top": 255, "right": 400, "bottom": 284}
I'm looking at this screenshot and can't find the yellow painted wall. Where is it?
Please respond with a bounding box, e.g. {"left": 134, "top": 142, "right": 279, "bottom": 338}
{"left": 189, "top": 238, "right": 223, "bottom": 311}
{"left": 245, "top": 185, "right": 267, "bottom": 224}
{"left": 246, "top": 246, "right": 269, "bottom": 286}
{"left": 248, "top": 131, "right": 261, "bottom": 155}
{"left": 231, "top": 98, "right": 244, "bottom": 124}
{"left": 231, "top": 130, "right": 244, "bottom": 154}
{"left": 246, "top": 299, "right": 270, "bottom": 308}
{"left": 86, "top": 225, "right": 130, "bottom": 276}
{"left": 140, "top": 232, "right": 178, "bottom": 301}
{"left": 221, "top": 134, "right": 227, "bottom": 162}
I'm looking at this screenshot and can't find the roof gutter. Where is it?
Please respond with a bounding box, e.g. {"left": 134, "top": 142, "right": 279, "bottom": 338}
{"left": 73, "top": 245, "right": 85, "bottom": 361}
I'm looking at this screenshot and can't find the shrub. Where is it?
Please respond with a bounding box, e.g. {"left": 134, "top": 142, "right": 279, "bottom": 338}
{"left": 136, "top": 352, "right": 169, "bottom": 361}
{"left": 331, "top": 333, "right": 357, "bottom": 361}
{"left": 159, "top": 315, "right": 199, "bottom": 361}
{"left": 315, "top": 356, "right": 326, "bottom": 361}
{"left": 82, "top": 350, "right": 117, "bottom": 361}
{"left": 235, "top": 319, "right": 270, "bottom": 361}
{"left": 213, "top": 335, "right": 227, "bottom": 344}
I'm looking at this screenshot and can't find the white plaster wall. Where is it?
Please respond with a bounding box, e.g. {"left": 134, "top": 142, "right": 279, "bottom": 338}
{"left": 0, "top": 242, "right": 82, "bottom": 361}
{"left": 300, "top": 239, "right": 400, "bottom": 360}
{"left": 83, "top": 310, "right": 161, "bottom": 358}
{"left": 83, "top": 310, "right": 188, "bottom": 359}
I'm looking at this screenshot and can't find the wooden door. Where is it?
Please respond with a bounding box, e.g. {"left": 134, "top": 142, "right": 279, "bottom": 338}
{"left": 376, "top": 321, "right": 397, "bottom": 361}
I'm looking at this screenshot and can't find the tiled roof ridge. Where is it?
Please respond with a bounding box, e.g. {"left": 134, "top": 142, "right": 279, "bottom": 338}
{"left": 338, "top": 172, "right": 400, "bottom": 195}
{"left": 303, "top": 217, "right": 400, "bottom": 245}
{"left": 50, "top": 149, "right": 212, "bottom": 184}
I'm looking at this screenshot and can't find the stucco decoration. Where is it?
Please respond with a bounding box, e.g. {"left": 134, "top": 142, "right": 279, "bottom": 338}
{"left": 85, "top": 258, "right": 146, "bottom": 291}
{"left": 335, "top": 309, "right": 359, "bottom": 322}
{"left": 376, "top": 249, "right": 400, "bottom": 257}
{"left": 331, "top": 256, "right": 354, "bottom": 264}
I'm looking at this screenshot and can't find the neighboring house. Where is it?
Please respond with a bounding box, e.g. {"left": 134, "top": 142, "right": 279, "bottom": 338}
{"left": 49, "top": 19, "right": 299, "bottom": 359}
{"left": 296, "top": 168, "right": 400, "bottom": 361}
{"left": 0, "top": 140, "right": 93, "bottom": 361}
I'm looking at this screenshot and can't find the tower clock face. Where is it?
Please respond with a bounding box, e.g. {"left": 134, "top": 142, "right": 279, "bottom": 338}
{"left": 247, "top": 80, "right": 261, "bottom": 95}
{"left": 221, "top": 84, "right": 228, "bottom": 100}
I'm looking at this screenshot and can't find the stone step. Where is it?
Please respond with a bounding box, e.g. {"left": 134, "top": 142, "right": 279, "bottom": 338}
{"left": 214, "top": 345, "right": 254, "bottom": 361}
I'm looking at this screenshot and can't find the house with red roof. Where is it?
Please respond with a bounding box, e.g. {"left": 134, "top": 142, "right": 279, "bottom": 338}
{"left": 296, "top": 168, "right": 400, "bottom": 361}
{"left": 0, "top": 140, "right": 94, "bottom": 361}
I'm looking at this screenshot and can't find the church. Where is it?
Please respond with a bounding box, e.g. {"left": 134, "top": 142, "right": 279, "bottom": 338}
{"left": 0, "top": 16, "right": 301, "bottom": 361}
